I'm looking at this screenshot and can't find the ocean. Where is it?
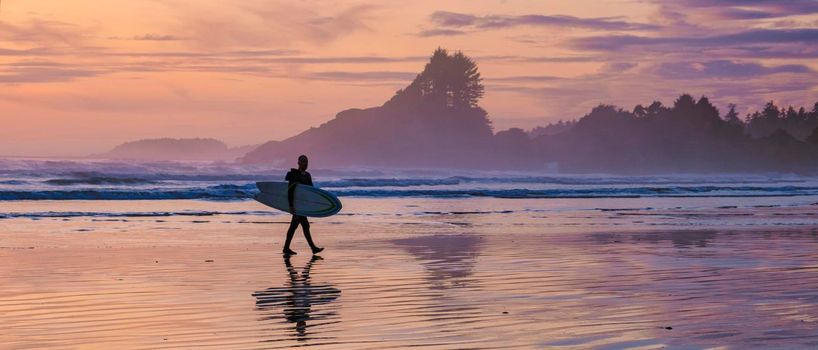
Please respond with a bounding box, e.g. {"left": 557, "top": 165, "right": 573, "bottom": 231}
{"left": 3, "top": 158, "right": 818, "bottom": 201}
{"left": 3, "top": 158, "right": 818, "bottom": 348}
{"left": 2, "top": 157, "right": 817, "bottom": 230}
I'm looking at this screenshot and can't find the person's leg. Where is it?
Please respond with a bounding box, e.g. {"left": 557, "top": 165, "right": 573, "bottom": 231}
{"left": 283, "top": 215, "right": 300, "bottom": 254}
{"left": 298, "top": 216, "right": 323, "bottom": 253}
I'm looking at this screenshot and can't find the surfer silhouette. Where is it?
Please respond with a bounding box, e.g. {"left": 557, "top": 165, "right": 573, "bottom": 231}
{"left": 283, "top": 155, "right": 323, "bottom": 256}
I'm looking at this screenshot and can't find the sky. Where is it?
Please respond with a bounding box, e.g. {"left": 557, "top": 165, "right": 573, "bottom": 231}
{"left": 1, "top": 0, "right": 817, "bottom": 156}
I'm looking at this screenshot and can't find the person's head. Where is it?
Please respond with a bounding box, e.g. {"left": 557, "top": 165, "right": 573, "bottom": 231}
{"left": 297, "top": 155, "right": 308, "bottom": 171}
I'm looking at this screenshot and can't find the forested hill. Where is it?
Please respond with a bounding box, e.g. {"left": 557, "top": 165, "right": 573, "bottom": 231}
{"left": 240, "top": 48, "right": 495, "bottom": 168}
{"left": 241, "top": 48, "right": 818, "bottom": 173}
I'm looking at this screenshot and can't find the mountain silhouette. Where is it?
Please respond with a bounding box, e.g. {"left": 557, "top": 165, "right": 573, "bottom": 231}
{"left": 102, "top": 138, "right": 257, "bottom": 161}
{"left": 240, "top": 48, "right": 818, "bottom": 173}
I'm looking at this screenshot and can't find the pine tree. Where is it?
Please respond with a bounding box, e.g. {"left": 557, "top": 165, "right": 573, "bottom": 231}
{"left": 724, "top": 104, "right": 742, "bottom": 125}
{"left": 411, "top": 48, "right": 485, "bottom": 109}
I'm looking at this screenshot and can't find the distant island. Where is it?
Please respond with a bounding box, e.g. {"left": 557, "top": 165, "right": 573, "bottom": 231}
{"left": 241, "top": 48, "right": 818, "bottom": 173}
{"left": 99, "top": 138, "right": 257, "bottom": 161}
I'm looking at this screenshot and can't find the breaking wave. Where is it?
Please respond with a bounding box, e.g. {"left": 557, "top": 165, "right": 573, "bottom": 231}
{"left": 2, "top": 184, "right": 818, "bottom": 200}
{"left": 44, "top": 176, "right": 155, "bottom": 186}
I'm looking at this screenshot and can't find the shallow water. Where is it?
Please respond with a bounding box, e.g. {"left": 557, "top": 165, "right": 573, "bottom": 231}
{"left": 1, "top": 198, "right": 818, "bottom": 349}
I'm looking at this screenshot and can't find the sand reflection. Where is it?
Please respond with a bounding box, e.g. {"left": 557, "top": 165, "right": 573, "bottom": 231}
{"left": 393, "top": 234, "right": 482, "bottom": 290}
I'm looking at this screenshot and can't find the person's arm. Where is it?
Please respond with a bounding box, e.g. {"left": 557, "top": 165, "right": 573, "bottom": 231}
{"left": 306, "top": 173, "right": 313, "bottom": 187}
{"left": 285, "top": 171, "right": 296, "bottom": 214}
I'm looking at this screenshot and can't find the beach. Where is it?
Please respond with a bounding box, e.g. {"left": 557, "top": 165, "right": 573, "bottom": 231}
{"left": 2, "top": 196, "right": 818, "bottom": 349}
{"left": 4, "top": 0, "right": 818, "bottom": 347}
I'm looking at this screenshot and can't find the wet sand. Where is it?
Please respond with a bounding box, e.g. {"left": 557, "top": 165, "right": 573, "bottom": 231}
{"left": 2, "top": 199, "right": 818, "bottom": 349}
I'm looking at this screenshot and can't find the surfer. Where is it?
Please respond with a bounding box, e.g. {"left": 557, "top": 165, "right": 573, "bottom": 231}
{"left": 283, "top": 155, "right": 323, "bottom": 256}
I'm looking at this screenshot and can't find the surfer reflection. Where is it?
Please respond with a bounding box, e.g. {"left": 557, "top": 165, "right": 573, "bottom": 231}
{"left": 252, "top": 255, "right": 340, "bottom": 341}
{"left": 283, "top": 155, "right": 323, "bottom": 256}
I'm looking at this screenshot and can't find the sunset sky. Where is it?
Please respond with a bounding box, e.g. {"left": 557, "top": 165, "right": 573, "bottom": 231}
{"left": 1, "top": 0, "right": 817, "bottom": 156}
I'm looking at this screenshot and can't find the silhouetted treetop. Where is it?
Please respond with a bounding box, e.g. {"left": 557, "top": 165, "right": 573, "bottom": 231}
{"left": 673, "top": 94, "right": 697, "bottom": 117}
{"left": 762, "top": 101, "right": 780, "bottom": 120}
{"left": 695, "top": 96, "right": 720, "bottom": 121}
{"left": 724, "top": 104, "right": 742, "bottom": 125}
{"left": 646, "top": 101, "right": 668, "bottom": 117}
{"left": 392, "top": 48, "right": 484, "bottom": 110}
{"left": 529, "top": 120, "right": 577, "bottom": 138}
{"left": 745, "top": 99, "right": 818, "bottom": 140}
{"left": 574, "top": 104, "right": 634, "bottom": 135}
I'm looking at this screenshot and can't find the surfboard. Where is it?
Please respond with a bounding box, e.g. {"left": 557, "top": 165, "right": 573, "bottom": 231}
{"left": 254, "top": 181, "right": 342, "bottom": 217}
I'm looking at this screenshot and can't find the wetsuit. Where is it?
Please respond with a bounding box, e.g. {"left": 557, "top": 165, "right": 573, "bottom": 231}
{"left": 284, "top": 168, "right": 318, "bottom": 251}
